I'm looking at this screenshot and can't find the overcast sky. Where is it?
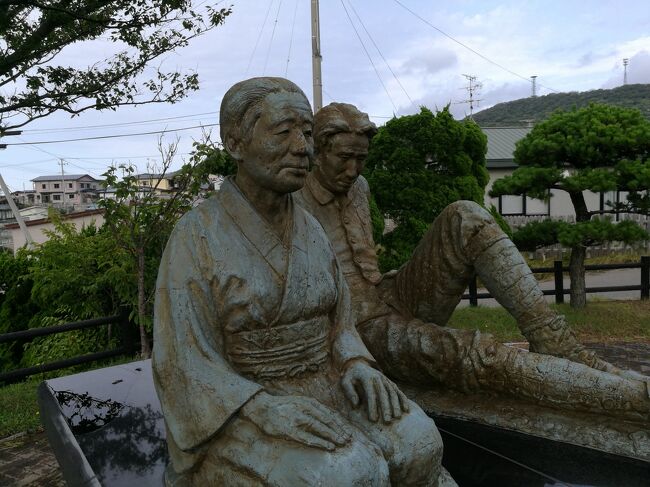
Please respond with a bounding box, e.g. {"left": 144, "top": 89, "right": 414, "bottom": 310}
{"left": 2, "top": 0, "right": 650, "bottom": 191}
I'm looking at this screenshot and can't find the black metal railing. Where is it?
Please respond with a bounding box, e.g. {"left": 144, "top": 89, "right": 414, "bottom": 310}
{"left": 0, "top": 310, "right": 137, "bottom": 383}
{"left": 464, "top": 255, "right": 650, "bottom": 306}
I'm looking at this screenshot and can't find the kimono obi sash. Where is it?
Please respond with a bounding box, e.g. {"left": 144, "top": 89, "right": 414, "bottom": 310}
{"left": 226, "top": 315, "right": 331, "bottom": 382}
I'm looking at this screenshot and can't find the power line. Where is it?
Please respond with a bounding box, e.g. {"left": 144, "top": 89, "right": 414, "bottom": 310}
{"left": 264, "top": 0, "right": 284, "bottom": 74}
{"left": 66, "top": 153, "right": 194, "bottom": 160}
{"left": 1, "top": 157, "right": 55, "bottom": 168}
{"left": 339, "top": 0, "right": 398, "bottom": 112}
{"left": 7, "top": 124, "right": 219, "bottom": 146}
{"left": 245, "top": 0, "right": 276, "bottom": 76}
{"left": 391, "top": 0, "right": 560, "bottom": 94}
{"left": 345, "top": 0, "right": 413, "bottom": 105}
{"left": 284, "top": 0, "right": 300, "bottom": 77}
{"left": 21, "top": 111, "right": 219, "bottom": 133}
{"left": 15, "top": 135, "right": 66, "bottom": 158}
{"left": 65, "top": 160, "right": 104, "bottom": 179}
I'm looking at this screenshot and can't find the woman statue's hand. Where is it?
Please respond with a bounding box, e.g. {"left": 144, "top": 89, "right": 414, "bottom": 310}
{"left": 241, "top": 392, "right": 351, "bottom": 451}
{"left": 341, "top": 359, "right": 410, "bottom": 423}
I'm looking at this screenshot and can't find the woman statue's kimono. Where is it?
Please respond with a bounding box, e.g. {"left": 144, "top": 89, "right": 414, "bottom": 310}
{"left": 152, "top": 77, "right": 455, "bottom": 486}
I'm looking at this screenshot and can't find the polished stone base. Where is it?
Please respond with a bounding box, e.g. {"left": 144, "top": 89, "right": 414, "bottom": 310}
{"left": 39, "top": 360, "right": 650, "bottom": 486}
{"left": 38, "top": 360, "right": 166, "bottom": 487}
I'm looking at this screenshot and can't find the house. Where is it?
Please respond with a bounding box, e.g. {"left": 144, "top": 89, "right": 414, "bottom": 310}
{"left": 31, "top": 174, "right": 102, "bottom": 207}
{"left": 4, "top": 209, "right": 105, "bottom": 253}
{"left": 134, "top": 171, "right": 178, "bottom": 195}
{"left": 12, "top": 190, "right": 37, "bottom": 207}
{"left": 0, "top": 198, "right": 11, "bottom": 222}
{"left": 481, "top": 127, "right": 623, "bottom": 220}
{"left": 135, "top": 171, "right": 219, "bottom": 197}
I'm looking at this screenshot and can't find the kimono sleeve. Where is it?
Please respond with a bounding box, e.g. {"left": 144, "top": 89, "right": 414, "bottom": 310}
{"left": 330, "top": 258, "right": 377, "bottom": 369}
{"left": 152, "top": 214, "right": 262, "bottom": 452}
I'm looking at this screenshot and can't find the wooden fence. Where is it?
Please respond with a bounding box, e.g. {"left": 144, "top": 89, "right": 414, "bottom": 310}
{"left": 463, "top": 256, "right": 650, "bottom": 306}
{"left": 0, "top": 311, "right": 137, "bottom": 383}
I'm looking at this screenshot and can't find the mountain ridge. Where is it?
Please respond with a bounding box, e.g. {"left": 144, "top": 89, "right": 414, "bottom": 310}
{"left": 470, "top": 84, "right": 650, "bottom": 126}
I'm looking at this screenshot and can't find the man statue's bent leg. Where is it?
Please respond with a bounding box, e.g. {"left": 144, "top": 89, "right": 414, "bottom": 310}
{"left": 392, "top": 200, "right": 637, "bottom": 378}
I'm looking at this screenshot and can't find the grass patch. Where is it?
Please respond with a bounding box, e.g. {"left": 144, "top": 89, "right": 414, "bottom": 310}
{"left": 558, "top": 300, "right": 650, "bottom": 343}
{"left": 0, "top": 380, "right": 42, "bottom": 438}
{"left": 448, "top": 299, "right": 650, "bottom": 343}
{"left": 0, "top": 354, "right": 139, "bottom": 440}
{"left": 447, "top": 306, "right": 522, "bottom": 342}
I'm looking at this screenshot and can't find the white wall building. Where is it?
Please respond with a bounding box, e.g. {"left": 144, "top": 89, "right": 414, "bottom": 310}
{"left": 5, "top": 209, "right": 105, "bottom": 253}
{"left": 31, "top": 174, "right": 102, "bottom": 207}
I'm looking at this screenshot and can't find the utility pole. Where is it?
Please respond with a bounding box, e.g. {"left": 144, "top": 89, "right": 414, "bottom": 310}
{"left": 0, "top": 174, "right": 34, "bottom": 249}
{"left": 460, "top": 74, "right": 482, "bottom": 119}
{"left": 623, "top": 58, "right": 629, "bottom": 85}
{"left": 310, "top": 0, "right": 323, "bottom": 112}
{"left": 59, "top": 158, "right": 67, "bottom": 210}
{"left": 0, "top": 129, "right": 34, "bottom": 249}
{"left": 531, "top": 75, "right": 538, "bottom": 97}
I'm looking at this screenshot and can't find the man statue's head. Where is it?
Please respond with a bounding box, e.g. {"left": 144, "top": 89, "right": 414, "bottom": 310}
{"left": 312, "top": 103, "right": 377, "bottom": 195}
{"left": 220, "top": 77, "right": 314, "bottom": 194}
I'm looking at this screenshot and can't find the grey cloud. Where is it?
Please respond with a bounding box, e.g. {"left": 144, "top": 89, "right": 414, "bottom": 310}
{"left": 574, "top": 49, "right": 617, "bottom": 68}
{"left": 399, "top": 80, "right": 531, "bottom": 119}
{"left": 400, "top": 49, "right": 458, "bottom": 75}
{"left": 601, "top": 50, "right": 650, "bottom": 88}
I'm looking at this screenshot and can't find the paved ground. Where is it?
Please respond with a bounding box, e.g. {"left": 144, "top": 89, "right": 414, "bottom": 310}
{"left": 459, "top": 268, "right": 646, "bottom": 307}
{"left": 1, "top": 341, "right": 649, "bottom": 486}
{"left": 0, "top": 432, "right": 64, "bottom": 487}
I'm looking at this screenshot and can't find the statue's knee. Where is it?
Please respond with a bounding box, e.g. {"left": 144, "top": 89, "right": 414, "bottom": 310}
{"left": 391, "top": 404, "right": 444, "bottom": 469}
{"left": 320, "top": 438, "right": 390, "bottom": 486}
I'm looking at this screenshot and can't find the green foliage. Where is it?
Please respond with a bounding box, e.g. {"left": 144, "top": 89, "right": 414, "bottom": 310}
{"left": 100, "top": 141, "right": 216, "bottom": 356}
{"left": 490, "top": 167, "right": 562, "bottom": 199}
{"left": 27, "top": 218, "right": 126, "bottom": 321}
{"left": 491, "top": 105, "right": 650, "bottom": 200}
{"left": 377, "top": 217, "right": 430, "bottom": 272}
{"left": 0, "top": 1, "right": 231, "bottom": 130}
{"left": 511, "top": 220, "right": 564, "bottom": 251}
{"left": 21, "top": 319, "right": 118, "bottom": 370}
{"left": 368, "top": 194, "right": 385, "bottom": 244}
{"left": 189, "top": 140, "right": 237, "bottom": 177}
{"left": 557, "top": 219, "right": 648, "bottom": 248}
{"left": 512, "top": 104, "right": 650, "bottom": 170}
{"left": 512, "top": 218, "right": 649, "bottom": 251}
{"left": 0, "top": 251, "right": 36, "bottom": 371}
{"left": 365, "top": 107, "right": 489, "bottom": 271}
{"left": 1, "top": 143, "right": 218, "bottom": 369}
{"left": 488, "top": 205, "right": 513, "bottom": 240}
{"left": 472, "top": 84, "right": 650, "bottom": 127}
{"left": 0, "top": 219, "right": 129, "bottom": 372}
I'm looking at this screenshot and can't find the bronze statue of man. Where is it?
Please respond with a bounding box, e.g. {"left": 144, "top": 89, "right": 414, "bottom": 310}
{"left": 153, "top": 79, "right": 456, "bottom": 486}
{"left": 295, "top": 102, "right": 650, "bottom": 417}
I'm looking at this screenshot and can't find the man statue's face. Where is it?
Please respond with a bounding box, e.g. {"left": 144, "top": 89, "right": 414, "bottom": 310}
{"left": 237, "top": 91, "right": 314, "bottom": 194}
{"left": 315, "top": 132, "right": 369, "bottom": 195}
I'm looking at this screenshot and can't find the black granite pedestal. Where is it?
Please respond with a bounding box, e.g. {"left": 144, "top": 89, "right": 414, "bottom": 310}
{"left": 38, "top": 360, "right": 650, "bottom": 487}
{"left": 38, "top": 360, "right": 166, "bottom": 487}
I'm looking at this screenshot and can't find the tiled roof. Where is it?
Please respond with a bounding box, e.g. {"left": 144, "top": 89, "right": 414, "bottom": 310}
{"left": 481, "top": 127, "right": 531, "bottom": 167}
{"left": 31, "top": 174, "right": 100, "bottom": 182}
{"left": 135, "top": 170, "right": 179, "bottom": 179}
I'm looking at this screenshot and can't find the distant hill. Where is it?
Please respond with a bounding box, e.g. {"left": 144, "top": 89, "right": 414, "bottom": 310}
{"left": 471, "top": 84, "right": 650, "bottom": 126}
